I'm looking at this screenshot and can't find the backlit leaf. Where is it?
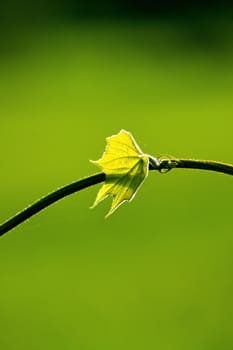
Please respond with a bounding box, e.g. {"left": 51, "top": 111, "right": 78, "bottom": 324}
{"left": 91, "top": 129, "right": 149, "bottom": 216}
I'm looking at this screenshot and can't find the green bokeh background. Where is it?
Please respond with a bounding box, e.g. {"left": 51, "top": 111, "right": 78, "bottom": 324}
{"left": 0, "top": 13, "right": 233, "bottom": 350}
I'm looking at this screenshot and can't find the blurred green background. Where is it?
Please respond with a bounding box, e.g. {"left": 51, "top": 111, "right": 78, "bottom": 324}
{"left": 0, "top": 2, "right": 233, "bottom": 349}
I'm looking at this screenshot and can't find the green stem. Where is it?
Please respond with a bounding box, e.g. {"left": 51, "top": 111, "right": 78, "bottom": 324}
{"left": 149, "top": 157, "right": 233, "bottom": 175}
{"left": 0, "top": 173, "right": 105, "bottom": 237}
{"left": 0, "top": 158, "right": 232, "bottom": 237}
{"left": 173, "top": 159, "right": 233, "bottom": 175}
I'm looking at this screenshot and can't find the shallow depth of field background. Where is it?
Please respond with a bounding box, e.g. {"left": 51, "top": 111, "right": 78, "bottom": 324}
{"left": 0, "top": 2, "right": 233, "bottom": 349}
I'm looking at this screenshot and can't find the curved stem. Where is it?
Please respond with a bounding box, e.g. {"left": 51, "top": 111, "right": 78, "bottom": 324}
{"left": 174, "top": 159, "right": 233, "bottom": 175}
{"left": 1, "top": 157, "right": 232, "bottom": 237}
{"left": 0, "top": 173, "right": 105, "bottom": 237}
{"left": 149, "top": 157, "right": 233, "bottom": 176}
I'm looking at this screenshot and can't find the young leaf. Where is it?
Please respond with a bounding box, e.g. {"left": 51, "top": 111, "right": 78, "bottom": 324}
{"left": 91, "top": 129, "right": 149, "bottom": 216}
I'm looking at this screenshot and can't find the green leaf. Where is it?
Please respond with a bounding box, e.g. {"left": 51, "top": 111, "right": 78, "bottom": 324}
{"left": 91, "top": 129, "right": 149, "bottom": 216}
